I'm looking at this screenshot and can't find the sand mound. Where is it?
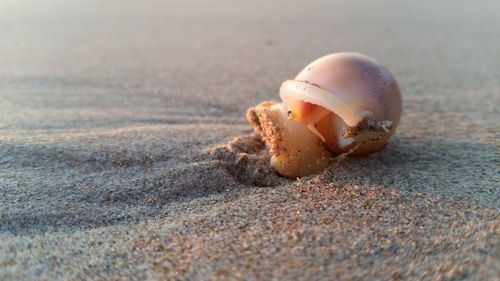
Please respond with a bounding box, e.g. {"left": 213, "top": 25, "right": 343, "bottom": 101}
{"left": 210, "top": 135, "right": 285, "bottom": 187}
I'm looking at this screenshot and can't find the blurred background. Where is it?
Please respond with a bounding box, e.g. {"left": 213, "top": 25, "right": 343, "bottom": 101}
{"left": 1, "top": 0, "right": 499, "bottom": 131}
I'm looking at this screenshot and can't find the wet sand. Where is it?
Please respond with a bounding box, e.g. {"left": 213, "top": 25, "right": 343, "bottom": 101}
{"left": 1, "top": 0, "right": 499, "bottom": 280}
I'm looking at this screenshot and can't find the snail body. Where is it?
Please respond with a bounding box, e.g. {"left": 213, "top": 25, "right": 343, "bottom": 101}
{"left": 247, "top": 52, "right": 402, "bottom": 177}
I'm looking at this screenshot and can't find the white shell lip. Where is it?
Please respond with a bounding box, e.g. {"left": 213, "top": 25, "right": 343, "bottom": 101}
{"left": 279, "top": 80, "right": 365, "bottom": 127}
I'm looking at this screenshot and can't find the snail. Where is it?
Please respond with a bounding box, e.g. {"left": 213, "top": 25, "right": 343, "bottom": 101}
{"left": 247, "top": 52, "right": 402, "bottom": 177}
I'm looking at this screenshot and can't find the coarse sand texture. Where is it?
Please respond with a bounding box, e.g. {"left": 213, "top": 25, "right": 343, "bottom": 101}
{"left": 1, "top": 0, "right": 499, "bottom": 280}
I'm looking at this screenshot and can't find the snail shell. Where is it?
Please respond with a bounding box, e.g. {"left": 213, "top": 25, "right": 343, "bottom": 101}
{"left": 247, "top": 52, "right": 402, "bottom": 177}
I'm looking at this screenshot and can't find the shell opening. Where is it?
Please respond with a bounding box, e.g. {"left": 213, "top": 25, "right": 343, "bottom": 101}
{"left": 280, "top": 80, "right": 363, "bottom": 127}
{"left": 280, "top": 79, "right": 393, "bottom": 150}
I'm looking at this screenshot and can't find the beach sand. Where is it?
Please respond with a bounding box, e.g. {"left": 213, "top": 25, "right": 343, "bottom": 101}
{"left": 1, "top": 0, "right": 499, "bottom": 280}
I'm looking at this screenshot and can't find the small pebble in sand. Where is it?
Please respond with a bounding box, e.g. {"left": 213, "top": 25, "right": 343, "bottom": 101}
{"left": 247, "top": 52, "right": 402, "bottom": 177}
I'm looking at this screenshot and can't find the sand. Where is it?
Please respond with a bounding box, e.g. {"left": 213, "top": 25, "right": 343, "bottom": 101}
{"left": 1, "top": 0, "right": 499, "bottom": 280}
